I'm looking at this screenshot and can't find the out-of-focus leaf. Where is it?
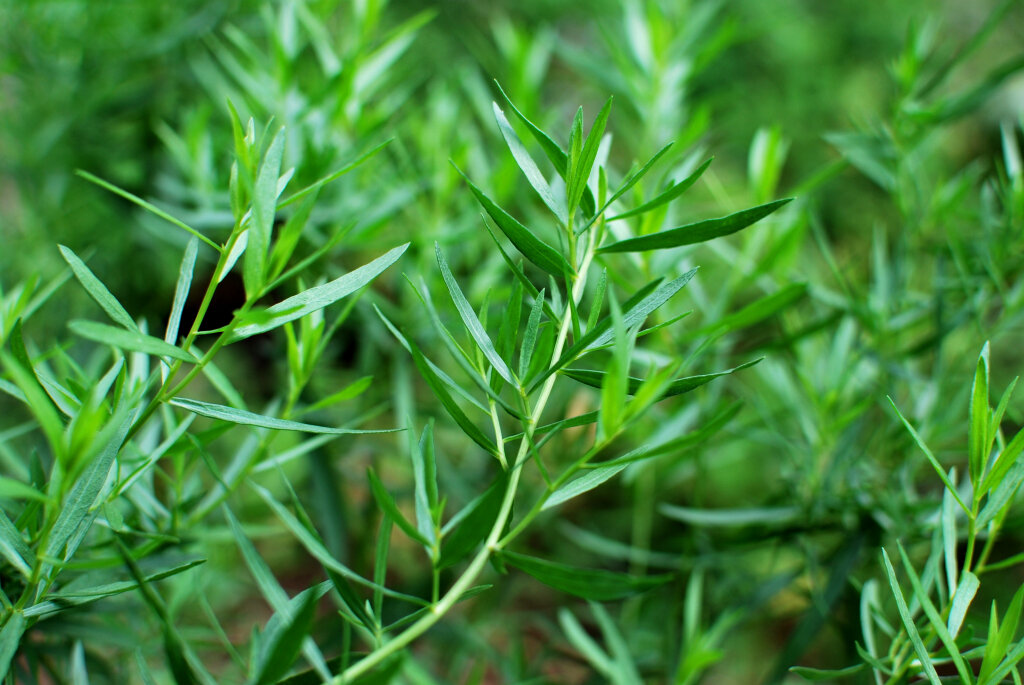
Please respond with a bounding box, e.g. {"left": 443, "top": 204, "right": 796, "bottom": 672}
{"left": 500, "top": 550, "right": 671, "bottom": 600}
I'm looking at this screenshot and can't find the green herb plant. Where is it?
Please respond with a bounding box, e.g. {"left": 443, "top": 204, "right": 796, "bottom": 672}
{"left": 0, "top": 106, "right": 406, "bottom": 683}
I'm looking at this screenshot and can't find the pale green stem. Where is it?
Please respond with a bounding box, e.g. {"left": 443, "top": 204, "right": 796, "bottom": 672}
{"left": 332, "top": 229, "right": 597, "bottom": 683}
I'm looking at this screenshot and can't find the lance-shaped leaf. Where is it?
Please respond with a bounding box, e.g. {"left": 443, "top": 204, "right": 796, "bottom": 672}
{"left": 45, "top": 411, "right": 134, "bottom": 561}
{"left": 948, "top": 572, "right": 980, "bottom": 639}
{"left": 969, "top": 343, "right": 990, "bottom": 489}
{"left": 454, "top": 166, "right": 572, "bottom": 278}
{"left": 608, "top": 157, "right": 713, "bottom": 221}
{"left": 567, "top": 97, "right": 612, "bottom": 215}
{"left": 599, "top": 198, "right": 793, "bottom": 253}
{"left": 166, "top": 237, "right": 199, "bottom": 346}
{"left": 0, "top": 612, "right": 26, "bottom": 679}
{"left": 170, "top": 398, "right": 396, "bottom": 435}
{"left": 249, "top": 586, "right": 322, "bottom": 685}
{"left": 493, "top": 81, "right": 597, "bottom": 216}
{"left": 406, "top": 339, "right": 500, "bottom": 459}
{"left": 880, "top": 549, "right": 942, "bottom": 685}
{"left": 244, "top": 129, "right": 286, "bottom": 297}
{"left": 896, "top": 543, "right": 973, "bottom": 684}
{"left": 544, "top": 463, "right": 629, "bottom": 511}
{"left": 228, "top": 243, "right": 408, "bottom": 343}
{"left": 411, "top": 421, "right": 438, "bottom": 545}
{"left": 493, "top": 103, "right": 566, "bottom": 223}
{"left": 501, "top": 550, "right": 672, "bottom": 601}
{"left": 367, "top": 468, "right": 430, "bottom": 546}
{"left": 435, "top": 243, "right": 516, "bottom": 385}
{"left": 563, "top": 358, "right": 762, "bottom": 398}
{"left": 59, "top": 245, "right": 138, "bottom": 331}
{"left": 70, "top": 320, "right": 198, "bottom": 362}
{"left": 25, "top": 559, "right": 207, "bottom": 619}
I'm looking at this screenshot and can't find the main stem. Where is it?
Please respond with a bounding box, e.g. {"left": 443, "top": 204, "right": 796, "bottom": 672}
{"left": 333, "top": 232, "right": 596, "bottom": 683}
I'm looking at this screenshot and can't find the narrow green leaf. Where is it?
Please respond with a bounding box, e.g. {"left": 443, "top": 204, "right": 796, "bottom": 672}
{"left": 889, "top": 398, "right": 971, "bottom": 516}
{"left": 568, "top": 97, "right": 612, "bottom": 214}
{"left": 501, "top": 550, "right": 672, "bottom": 601}
{"left": 544, "top": 463, "right": 629, "bottom": 511}
{"left": 0, "top": 611, "right": 26, "bottom": 678}
{"left": 367, "top": 468, "right": 430, "bottom": 546}
{"left": 980, "top": 583, "right": 1024, "bottom": 684}
{"left": 170, "top": 398, "right": 396, "bottom": 435}
{"left": 492, "top": 81, "right": 596, "bottom": 216}
{"left": 224, "top": 506, "right": 289, "bottom": 610}
{"left": 599, "top": 291, "right": 629, "bottom": 437}
{"left": 45, "top": 411, "right": 134, "bottom": 561}
{"left": 598, "top": 198, "right": 793, "bottom": 253}
{"left": 268, "top": 190, "right": 318, "bottom": 282}
{"left": 608, "top": 157, "right": 713, "bottom": 221}
{"left": 439, "top": 475, "right": 506, "bottom": 569}
{"left": 584, "top": 143, "right": 675, "bottom": 232}
{"left": 564, "top": 358, "right": 762, "bottom": 398}
{"left": 492, "top": 103, "right": 566, "bottom": 223}
{"left": 70, "top": 320, "right": 197, "bottom": 362}
{"left": 1, "top": 348, "right": 64, "bottom": 459}
{"left": 494, "top": 280, "right": 524, "bottom": 392}
{"left": 251, "top": 484, "right": 428, "bottom": 607}
{"left": 897, "top": 543, "right": 973, "bottom": 684}
{"left": 279, "top": 139, "right": 391, "bottom": 209}
{"left": 301, "top": 376, "right": 372, "bottom": 415}
{"left": 75, "top": 171, "right": 220, "bottom": 252}
{"left": 694, "top": 283, "right": 808, "bottom": 335}
{"left": 228, "top": 243, "right": 409, "bottom": 343}
{"left": 790, "top": 664, "right": 865, "bottom": 681}
{"left": 454, "top": 166, "right": 572, "bottom": 278}
{"left": 411, "top": 421, "right": 438, "bottom": 544}
{"left": 435, "top": 244, "right": 515, "bottom": 385}
{"left": 660, "top": 505, "right": 800, "bottom": 527}
{"left": 245, "top": 128, "right": 285, "bottom": 297}
{"left": 251, "top": 587, "right": 319, "bottom": 685}
{"left": 978, "top": 460, "right": 1024, "bottom": 529}
{"left": 166, "top": 237, "right": 199, "bottom": 346}
{"left": 948, "top": 571, "right": 980, "bottom": 639}
{"left": 519, "top": 289, "right": 546, "bottom": 380}
{"left": 25, "top": 559, "right": 206, "bottom": 619}
{"left": 0, "top": 476, "right": 47, "bottom": 502}
{"left": 586, "top": 270, "right": 608, "bottom": 333}
{"left": 60, "top": 245, "right": 138, "bottom": 331}
{"left": 970, "top": 343, "right": 991, "bottom": 489}
{"left": 978, "top": 427, "right": 1024, "bottom": 500}
{"left": 406, "top": 339, "right": 500, "bottom": 459}
{"left": 0, "top": 510, "right": 31, "bottom": 579}
{"left": 558, "top": 608, "right": 616, "bottom": 677}
{"left": 880, "top": 549, "right": 942, "bottom": 685}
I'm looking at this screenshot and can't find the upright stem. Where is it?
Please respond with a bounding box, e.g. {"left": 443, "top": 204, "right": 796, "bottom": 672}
{"left": 332, "top": 226, "right": 597, "bottom": 683}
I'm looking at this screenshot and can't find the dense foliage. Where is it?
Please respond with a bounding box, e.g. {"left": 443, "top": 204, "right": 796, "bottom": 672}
{"left": 1, "top": 0, "right": 1023, "bottom": 683}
